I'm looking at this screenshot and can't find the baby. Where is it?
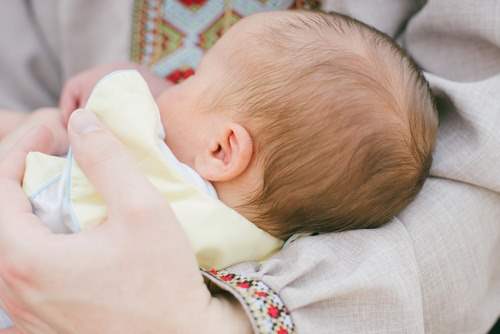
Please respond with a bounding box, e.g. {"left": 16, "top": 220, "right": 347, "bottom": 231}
{"left": 31, "top": 10, "right": 438, "bottom": 262}
{"left": 143, "top": 11, "right": 437, "bottom": 236}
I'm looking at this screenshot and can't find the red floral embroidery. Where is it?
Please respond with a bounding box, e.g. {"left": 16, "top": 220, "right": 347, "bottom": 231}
{"left": 179, "top": 0, "right": 207, "bottom": 6}
{"left": 221, "top": 273, "right": 235, "bottom": 281}
{"left": 255, "top": 291, "right": 268, "bottom": 297}
{"left": 166, "top": 68, "right": 195, "bottom": 84}
{"left": 131, "top": 0, "right": 300, "bottom": 75}
{"left": 237, "top": 281, "right": 250, "bottom": 289}
{"left": 268, "top": 305, "right": 280, "bottom": 318}
{"left": 203, "top": 269, "right": 295, "bottom": 334}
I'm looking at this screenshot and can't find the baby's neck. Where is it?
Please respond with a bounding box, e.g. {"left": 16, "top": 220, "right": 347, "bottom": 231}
{"left": 213, "top": 177, "right": 259, "bottom": 225}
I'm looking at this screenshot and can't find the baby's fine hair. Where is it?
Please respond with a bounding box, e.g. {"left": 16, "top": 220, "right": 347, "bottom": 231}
{"left": 227, "top": 11, "right": 438, "bottom": 239}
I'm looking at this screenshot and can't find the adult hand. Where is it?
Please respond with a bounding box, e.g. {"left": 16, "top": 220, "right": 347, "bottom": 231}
{"left": 0, "top": 110, "right": 251, "bottom": 334}
{"left": 59, "top": 63, "right": 172, "bottom": 123}
{"left": 0, "top": 111, "right": 27, "bottom": 141}
{"left": 0, "top": 108, "right": 67, "bottom": 158}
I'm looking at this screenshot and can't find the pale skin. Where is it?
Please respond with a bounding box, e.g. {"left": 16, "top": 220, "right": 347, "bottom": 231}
{"left": 0, "top": 112, "right": 253, "bottom": 333}
{"left": 0, "top": 111, "right": 26, "bottom": 140}
{"left": 0, "top": 14, "right": 274, "bottom": 332}
{"left": 2, "top": 12, "right": 267, "bottom": 226}
{"left": 60, "top": 15, "right": 270, "bottom": 224}
{"left": 0, "top": 109, "right": 68, "bottom": 159}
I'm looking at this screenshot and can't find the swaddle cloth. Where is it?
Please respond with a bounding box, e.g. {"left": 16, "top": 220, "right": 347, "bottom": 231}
{"left": 23, "top": 70, "right": 282, "bottom": 269}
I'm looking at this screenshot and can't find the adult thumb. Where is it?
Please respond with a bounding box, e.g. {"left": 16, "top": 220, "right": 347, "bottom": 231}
{"left": 68, "top": 109, "right": 159, "bottom": 216}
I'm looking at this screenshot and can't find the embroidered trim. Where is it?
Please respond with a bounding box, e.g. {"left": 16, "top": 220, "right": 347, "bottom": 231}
{"left": 202, "top": 269, "right": 295, "bottom": 334}
{"left": 131, "top": 0, "right": 166, "bottom": 66}
{"left": 296, "top": 0, "right": 322, "bottom": 10}
{"left": 131, "top": 0, "right": 324, "bottom": 81}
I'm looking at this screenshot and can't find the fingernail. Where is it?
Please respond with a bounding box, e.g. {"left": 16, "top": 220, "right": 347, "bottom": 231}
{"left": 70, "top": 109, "right": 101, "bottom": 134}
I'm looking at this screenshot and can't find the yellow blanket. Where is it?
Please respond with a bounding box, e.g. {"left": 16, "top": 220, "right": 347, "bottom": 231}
{"left": 23, "top": 70, "right": 282, "bottom": 269}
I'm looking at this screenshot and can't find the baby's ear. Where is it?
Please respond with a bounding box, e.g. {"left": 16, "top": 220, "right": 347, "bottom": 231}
{"left": 194, "top": 123, "right": 253, "bottom": 182}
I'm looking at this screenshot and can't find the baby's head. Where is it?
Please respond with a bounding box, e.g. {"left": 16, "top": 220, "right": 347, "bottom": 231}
{"left": 156, "top": 11, "right": 438, "bottom": 239}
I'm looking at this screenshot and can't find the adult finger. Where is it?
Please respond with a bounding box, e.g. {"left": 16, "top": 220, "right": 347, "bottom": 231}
{"left": 26, "top": 109, "right": 69, "bottom": 156}
{"left": 68, "top": 109, "right": 162, "bottom": 218}
{"left": 0, "top": 124, "right": 62, "bottom": 240}
{"left": 0, "top": 185, "right": 50, "bottom": 260}
{"left": 0, "top": 127, "right": 54, "bottom": 257}
{"left": 0, "top": 126, "right": 53, "bottom": 182}
{"left": 59, "top": 81, "right": 80, "bottom": 125}
{"left": 0, "top": 126, "right": 53, "bottom": 238}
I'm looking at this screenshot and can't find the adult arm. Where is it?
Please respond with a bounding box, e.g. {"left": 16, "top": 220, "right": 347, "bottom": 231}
{"left": 0, "top": 110, "right": 252, "bottom": 334}
{"left": 2, "top": 1, "right": 499, "bottom": 333}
